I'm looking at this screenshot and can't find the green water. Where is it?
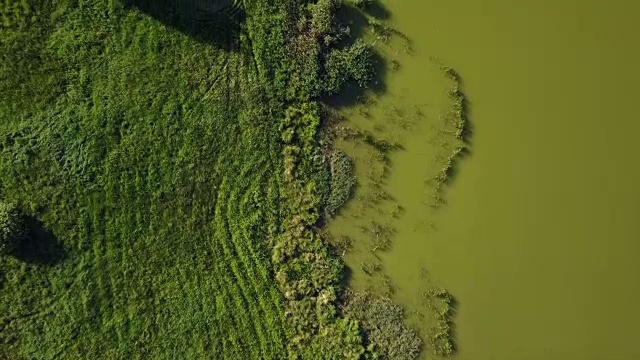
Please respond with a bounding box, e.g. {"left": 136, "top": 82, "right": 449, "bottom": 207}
{"left": 331, "top": 1, "right": 640, "bottom": 359}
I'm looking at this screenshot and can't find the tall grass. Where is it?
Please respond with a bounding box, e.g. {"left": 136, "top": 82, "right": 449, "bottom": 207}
{"left": 0, "top": 0, "right": 380, "bottom": 358}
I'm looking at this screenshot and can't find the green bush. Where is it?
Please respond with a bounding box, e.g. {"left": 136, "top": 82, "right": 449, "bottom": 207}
{"left": 323, "top": 39, "right": 375, "bottom": 94}
{"left": 0, "top": 202, "right": 26, "bottom": 256}
{"left": 345, "top": 293, "right": 422, "bottom": 360}
{"left": 310, "top": 0, "right": 340, "bottom": 39}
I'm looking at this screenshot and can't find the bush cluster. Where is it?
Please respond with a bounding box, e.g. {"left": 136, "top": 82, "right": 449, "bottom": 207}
{"left": 274, "top": 100, "right": 366, "bottom": 357}
{"left": 345, "top": 293, "right": 422, "bottom": 360}
{"left": 286, "top": 0, "right": 376, "bottom": 98}
{"left": 323, "top": 39, "right": 375, "bottom": 95}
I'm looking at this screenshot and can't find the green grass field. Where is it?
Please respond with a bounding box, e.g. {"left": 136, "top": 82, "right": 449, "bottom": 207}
{"left": 0, "top": 0, "right": 376, "bottom": 358}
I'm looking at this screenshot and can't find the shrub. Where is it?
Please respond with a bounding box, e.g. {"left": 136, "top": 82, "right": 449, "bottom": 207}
{"left": 0, "top": 202, "right": 26, "bottom": 256}
{"left": 323, "top": 39, "right": 375, "bottom": 94}
{"left": 345, "top": 293, "right": 422, "bottom": 360}
{"left": 310, "top": 0, "right": 340, "bottom": 39}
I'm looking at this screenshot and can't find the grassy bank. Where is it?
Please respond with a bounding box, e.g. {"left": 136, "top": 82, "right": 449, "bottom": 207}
{"left": 0, "top": 0, "right": 378, "bottom": 358}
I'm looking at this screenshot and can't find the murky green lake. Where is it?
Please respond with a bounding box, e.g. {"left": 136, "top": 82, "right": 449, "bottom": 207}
{"left": 331, "top": 1, "right": 640, "bottom": 359}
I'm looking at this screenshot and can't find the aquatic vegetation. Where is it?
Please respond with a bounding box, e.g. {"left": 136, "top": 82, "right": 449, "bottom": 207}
{"left": 309, "top": 0, "right": 342, "bottom": 39}
{"left": 359, "top": 259, "right": 382, "bottom": 275}
{"left": 378, "top": 273, "right": 395, "bottom": 298}
{"left": 344, "top": 292, "right": 423, "bottom": 360}
{"left": 424, "top": 65, "right": 470, "bottom": 207}
{"left": 305, "top": 3, "right": 469, "bottom": 359}
{"left": 325, "top": 233, "right": 353, "bottom": 256}
{"left": 326, "top": 150, "right": 357, "bottom": 218}
{"left": 369, "top": 18, "right": 392, "bottom": 43}
{"left": 322, "top": 61, "right": 465, "bottom": 360}
{"left": 359, "top": 221, "right": 394, "bottom": 252}
{"left": 413, "top": 269, "right": 457, "bottom": 357}
{"left": 390, "top": 204, "right": 404, "bottom": 218}
{"left": 390, "top": 59, "right": 400, "bottom": 71}
{"left": 367, "top": 17, "right": 412, "bottom": 53}
{"left": 442, "top": 67, "right": 467, "bottom": 139}
{"left": 361, "top": 132, "right": 401, "bottom": 153}
{"left": 422, "top": 288, "right": 456, "bottom": 356}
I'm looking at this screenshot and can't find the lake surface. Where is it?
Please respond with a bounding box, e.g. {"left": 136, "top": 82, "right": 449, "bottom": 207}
{"left": 331, "top": 1, "right": 640, "bottom": 359}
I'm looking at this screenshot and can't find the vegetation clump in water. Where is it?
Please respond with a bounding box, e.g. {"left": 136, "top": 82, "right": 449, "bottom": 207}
{"left": 423, "top": 289, "right": 456, "bottom": 356}
{"left": 326, "top": 150, "right": 357, "bottom": 218}
{"left": 423, "top": 65, "right": 470, "bottom": 208}
{"left": 344, "top": 292, "right": 423, "bottom": 360}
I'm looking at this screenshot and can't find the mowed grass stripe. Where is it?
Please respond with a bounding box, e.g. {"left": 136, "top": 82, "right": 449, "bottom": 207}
{"left": 226, "top": 175, "right": 285, "bottom": 358}
{"left": 213, "top": 178, "right": 268, "bottom": 358}
{"left": 212, "top": 159, "right": 263, "bottom": 359}
{"left": 222, "top": 46, "right": 288, "bottom": 352}
{"left": 205, "top": 69, "right": 270, "bottom": 357}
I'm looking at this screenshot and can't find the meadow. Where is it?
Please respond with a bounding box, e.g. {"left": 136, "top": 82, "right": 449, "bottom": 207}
{"left": 0, "top": 0, "right": 385, "bottom": 358}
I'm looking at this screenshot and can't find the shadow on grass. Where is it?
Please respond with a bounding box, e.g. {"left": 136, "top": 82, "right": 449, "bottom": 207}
{"left": 13, "top": 216, "right": 66, "bottom": 266}
{"left": 122, "top": 0, "right": 244, "bottom": 50}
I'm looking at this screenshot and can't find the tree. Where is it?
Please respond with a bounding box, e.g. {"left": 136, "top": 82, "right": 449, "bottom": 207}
{"left": 0, "top": 202, "right": 26, "bottom": 256}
